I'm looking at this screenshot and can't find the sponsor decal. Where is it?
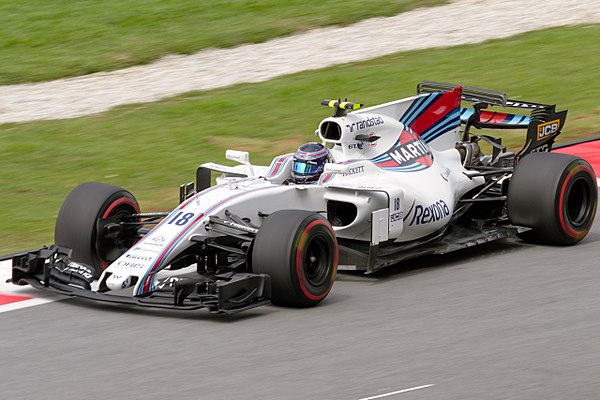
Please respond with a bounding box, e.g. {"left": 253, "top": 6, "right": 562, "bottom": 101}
{"left": 55, "top": 261, "right": 95, "bottom": 281}
{"left": 408, "top": 199, "right": 450, "bottom": 226}
{"left": 223, "top": 220, "right": 259, "bottom": 234}
{"left": 117, "top": 260, "right": 146, "bottom": 270}
{"left": 389, "top": 138, "right": 429, "bottom": 165}
{"left": 441, "top": 167, "right": 451, "bottom": 182}
{"left": 372, "top": 129, "right": 433, "bottom": 172}
{"left": 155, "top": 276, "right": 184, "bottom": 290}
{"left": 106, "top": 274, "right": 132, "bottom": 289}
{"left": 125, "top": 254, "right": 153, "bottom": 262}
{"left": 537, "top": 119, "right": 560, "bottom": 140}
{"left": 121, "top": 277, "right": 132, "bottom": 289}
{"left": 144, "top": 241, "right": 167, "bottom": 248}
{"left": 346, "top": 116, "right": 384, "bottom": 133}
{"left": 346, "top": 166, "right": 364, "bottom": 175}
{"left": 348, "top": 142, "right": 364, "bottom": 150}
{"left": 507, "top": 101, "right": 545, "bottom": 109}
{"left": 134, "top": 246, "right": 161, "bottom": 254}
{"left": 530, "top": 143, "right": 550, "bottom": 153}
{"left": 152, "top": 235, "right": 166, "bottom": 243}
{"left": 390, "top": 212, "right": 403, "bottom": 223}
{"left": 357, "top": 185, "right": 384, "bottom": 190}
{"left": 319, "top": 164, "right": 364, "bottom": 182}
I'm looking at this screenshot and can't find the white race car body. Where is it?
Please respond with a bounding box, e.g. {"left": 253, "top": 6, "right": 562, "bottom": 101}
{"left": 13, "top": 81, "right": 594, "bottom": 313}
{"left": 101, "top": 86, "right": 484, "bottom": 295}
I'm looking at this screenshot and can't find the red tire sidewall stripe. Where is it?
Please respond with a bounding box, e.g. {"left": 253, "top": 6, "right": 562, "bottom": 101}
{"left": 557, "top": 164, "right": 593, "bottom": 241}
{"left": 102, "top": 197, "right": 139, "bottom": 218}
{"left": 294, "top": 219, "right": 338, "bottom": 302}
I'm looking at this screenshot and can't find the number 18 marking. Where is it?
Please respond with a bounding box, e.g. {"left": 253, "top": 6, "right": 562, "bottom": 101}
{"left": 167, "top": 211, "right": 194, "bottom": 226}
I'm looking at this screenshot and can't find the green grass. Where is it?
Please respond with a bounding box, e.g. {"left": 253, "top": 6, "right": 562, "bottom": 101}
{"left": 0, "top": 0, "right": 446, "bottom": 84}
{"left": 2, "top": 24, "right": 600, "bottom": 254}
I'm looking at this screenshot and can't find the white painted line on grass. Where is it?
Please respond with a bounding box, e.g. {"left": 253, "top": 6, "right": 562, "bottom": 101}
{"left": 358, "top": 384, "right": 435, "bottom": 400}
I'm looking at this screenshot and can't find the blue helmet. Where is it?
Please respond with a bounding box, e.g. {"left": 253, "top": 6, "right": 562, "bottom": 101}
{"left": 292, "top": 142, "right": 330, "bottom": 183}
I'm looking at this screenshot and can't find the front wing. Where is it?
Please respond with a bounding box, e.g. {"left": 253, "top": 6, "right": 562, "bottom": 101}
{"left": 9, "top": 246, "right": 271, "bottom": 314}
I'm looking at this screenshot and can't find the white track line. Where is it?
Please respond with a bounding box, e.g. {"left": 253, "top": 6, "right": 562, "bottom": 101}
{"left": 359, "top": 384, "right": 435, "bottom": 400}
{"left": 0, "top": 260, "right": 63, "bottom": 311}
{"left": 1, "top": 0, "right": 599, "bottom": 123}
{"left": 0, "top": 297, "right": 60, "bottom": 314}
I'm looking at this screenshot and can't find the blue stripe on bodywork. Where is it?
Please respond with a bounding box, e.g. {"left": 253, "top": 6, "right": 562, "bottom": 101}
{"left": 400, "top": 93, "right": 442, "bottom": 127}
{"left": 420, "top": 108, "right": 461, "bottom": 143}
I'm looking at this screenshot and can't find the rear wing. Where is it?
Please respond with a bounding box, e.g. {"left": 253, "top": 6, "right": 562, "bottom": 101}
{"left": 417, "top": 81, "right": 568, "bottom": 156}
{"left": 417, "top": 80, "right": 549, "bottom": 109}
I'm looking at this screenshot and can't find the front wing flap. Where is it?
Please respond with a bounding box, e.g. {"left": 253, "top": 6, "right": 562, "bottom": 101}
{"left": 10, "top": 246, "right": 271, "bottom": 314}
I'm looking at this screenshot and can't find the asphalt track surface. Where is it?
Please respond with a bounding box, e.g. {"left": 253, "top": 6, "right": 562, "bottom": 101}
{"left": 1, "top": 208, "right": 599, "bottom": 400}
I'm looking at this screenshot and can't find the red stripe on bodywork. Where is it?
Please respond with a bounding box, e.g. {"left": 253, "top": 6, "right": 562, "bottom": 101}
{"left": 376, "top": 160, "right": 400, "bottom": 168}
{"left": 142, "top": 212, "right": 206, "bottom": 293}
{"left": 270, "top": 158, "right": 285, "bottom": 176}
{"left": 415, "top": 155, "right": 433, "bottom": 167}
{"left": 409, "top": 87, "right": 461, "bottom": 136}
{"left": 140, "top": 185, "right": 277, "bottom": 294}
{"left": 479, "top": 111, "right": 510, "bottom": 124}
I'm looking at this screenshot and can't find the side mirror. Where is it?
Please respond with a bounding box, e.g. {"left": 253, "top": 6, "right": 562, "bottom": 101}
{"left": 226, "top": 150, "right": 250, "bottom": 165}
{"left": 225, "top": 150, "right": 255, "bottom": 178}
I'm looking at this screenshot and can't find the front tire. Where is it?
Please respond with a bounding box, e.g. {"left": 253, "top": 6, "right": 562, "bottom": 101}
{"left": 54, "top": 182, "right": 141, "bottom": 277}
{"left": 252, "top": 210, "right": 338, "bottom": 307}
{"left": 507, "top": 152, "right": 597, "bottom": 245}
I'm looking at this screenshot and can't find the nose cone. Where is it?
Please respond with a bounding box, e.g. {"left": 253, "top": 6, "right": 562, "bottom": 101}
{"left": 105, "top": 273, "right": 133, "bottom": 290}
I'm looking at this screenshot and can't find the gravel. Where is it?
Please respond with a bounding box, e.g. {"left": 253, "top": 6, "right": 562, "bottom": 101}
{"left": 0, "top": 0, "right": 599, "bottom": 124}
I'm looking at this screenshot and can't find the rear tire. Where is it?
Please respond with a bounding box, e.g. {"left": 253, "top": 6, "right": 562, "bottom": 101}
{"left": 252, "top": 210, "right": 338, "bottom": 307}
{"left": 54, "top": 182, "right": 140, "bottom": 277}
{"left": 507, "top": 152, "right": 597, "bottom": 245}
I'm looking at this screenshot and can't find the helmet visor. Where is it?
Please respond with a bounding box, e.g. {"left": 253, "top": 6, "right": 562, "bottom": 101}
{"left": 292, "top": 160, "right": 322, "bottom": 176}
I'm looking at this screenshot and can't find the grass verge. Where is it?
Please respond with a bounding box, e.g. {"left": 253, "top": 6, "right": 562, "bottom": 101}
{"left": 0, "top": 0, "right": 446, "bottom": 84}
{"left": 1, "top": 24, "right": 599, "bottom": 253}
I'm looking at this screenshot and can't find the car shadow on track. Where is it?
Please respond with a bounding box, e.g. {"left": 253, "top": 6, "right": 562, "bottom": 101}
{"left": 337, "top": 237, "right": 534, "bottom": 283}
{"left": 61, "top": 296, "right": 274, "bottom": 322}
{"left": 52, "top": 233, "right": 600, "bottom": 320}
{"left": 61, "top": 295, "right": 358, "bottom": 321}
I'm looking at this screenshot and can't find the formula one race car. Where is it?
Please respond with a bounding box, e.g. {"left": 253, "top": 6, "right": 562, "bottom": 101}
{"left": 5, "top": 81, "right": 598, "bottom": 313}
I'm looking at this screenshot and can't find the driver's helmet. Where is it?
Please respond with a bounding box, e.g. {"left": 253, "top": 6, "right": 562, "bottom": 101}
{"left": 292, "top": 142, "right": 330, "bottom": 184}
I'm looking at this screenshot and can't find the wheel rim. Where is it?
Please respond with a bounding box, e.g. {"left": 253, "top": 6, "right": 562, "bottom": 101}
{"left": 303, "top": 233, "right": 331, "bottom": 287}
{"left": 565, "top": 176, "right": 593, "bottom": 228}
{"left": 97, "top": 197, "right": 140, "bottom": 267}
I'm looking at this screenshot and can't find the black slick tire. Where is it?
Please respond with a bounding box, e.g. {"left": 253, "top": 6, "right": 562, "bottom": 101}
{"left": 54, "top": 182, "right": 140, "bottom": 277}
{"left": 252, "top": 210, "right": 338, "bottom": 307}
{"left": 507, "top": 152, "right": 597, "bottom": 245}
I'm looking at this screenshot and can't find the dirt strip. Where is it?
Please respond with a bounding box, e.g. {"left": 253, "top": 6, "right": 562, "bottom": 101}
{"left": 0, "top": 0, "right": 599, "bottom": 124}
